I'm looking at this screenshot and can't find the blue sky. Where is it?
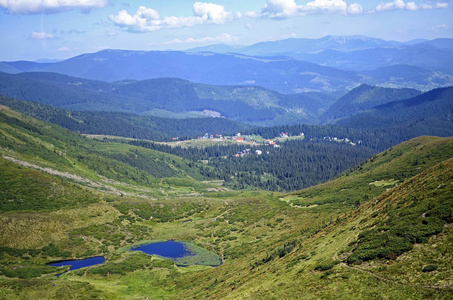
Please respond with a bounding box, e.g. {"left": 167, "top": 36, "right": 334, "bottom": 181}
{"left": 0, "top": 0, "right": 451, "bottom": 61}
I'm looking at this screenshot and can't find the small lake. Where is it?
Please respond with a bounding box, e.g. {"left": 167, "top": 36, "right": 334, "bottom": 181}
{"left": 48, "top": 256, "right": 105, "bottom": 271}
{"left": 130, "top": 240, "right": 222, "bottom": 267}
{"left": 131, "top": 241, "right": 192, "bottom": 259}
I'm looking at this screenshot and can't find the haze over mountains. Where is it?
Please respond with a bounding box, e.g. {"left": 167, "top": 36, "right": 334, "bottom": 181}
{"left": 1, "top": 35, "right": 453, "bottom": 94}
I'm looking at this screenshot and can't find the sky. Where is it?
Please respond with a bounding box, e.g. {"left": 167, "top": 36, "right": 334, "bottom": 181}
{"left": 0, "top": 0, "right": 452, "bottom": 61}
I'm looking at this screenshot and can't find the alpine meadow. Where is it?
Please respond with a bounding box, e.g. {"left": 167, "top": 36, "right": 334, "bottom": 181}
{"left": 0, "top": 0, "right": 452, "bottom": 299}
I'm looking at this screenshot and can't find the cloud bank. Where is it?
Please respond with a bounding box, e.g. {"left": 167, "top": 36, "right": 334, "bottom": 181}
{"left": 374, "top": 0, "right": 449, "bottom": 12}
{"left": 261, "top": 0, "right": 363, "bottom": 18}
{"left": 110, "top": 2, "right": 233, "bottom": 32}
{"left": 0, "top": 0, "right": 109, "bottom": 14}
{"left": 109, "top": 0, "right": 450, "bottom": 33}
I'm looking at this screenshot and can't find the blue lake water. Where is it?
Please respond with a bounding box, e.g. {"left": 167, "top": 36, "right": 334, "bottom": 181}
{"left": 131, "top": 241, "right": 193, "bottom": 258}
{"left": 48, "top": 256, "right": 105, "bottom": 271}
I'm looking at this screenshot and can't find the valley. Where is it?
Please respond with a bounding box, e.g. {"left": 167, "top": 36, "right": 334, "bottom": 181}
{"left": 0, "top": 97, "right": 452, "bottom": 299}
{"left": 0, "top": 34, "right": 452, "bottom": 299}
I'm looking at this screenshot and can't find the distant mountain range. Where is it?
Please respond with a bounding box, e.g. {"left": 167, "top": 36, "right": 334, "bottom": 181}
{"left": 188, "top": 35, "right": 453, "bottom": 73}
{"left": 0, "top": 50, "right": 360, "bottom": 94}
{"left": 1, "top": 35, "right": 453, "bottom": 93}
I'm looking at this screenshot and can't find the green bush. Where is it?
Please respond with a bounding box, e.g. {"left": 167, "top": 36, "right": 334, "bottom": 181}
{"left": 422, "top": 265, "right": 438, "bottom": 272}
{"left": 1, "top": 264, "right": 60, "bottom": 279}
{"left": 314, "top": 261, "right": 338, "bottom": 271}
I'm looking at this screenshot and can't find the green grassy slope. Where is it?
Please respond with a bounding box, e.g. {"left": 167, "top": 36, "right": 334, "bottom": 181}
{"left": 0, "top": 105, "right": 214, "bottom": 199}
{"left": 171, "top": 137, "right": 453, "bottom": 299}
{"left": 0, "top": 107, "right": 451, "bottom": 299}
{"left": 284, "top": 136, "right": 453, "bottom": 211}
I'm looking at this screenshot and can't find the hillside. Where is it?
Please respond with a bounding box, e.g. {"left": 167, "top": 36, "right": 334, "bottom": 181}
{"left": 362, "top": 65, "right": 453, "bottom": 91}
{"left": 0, "top": 72, "right": 338, "bottom": 125}
{"left": 0, "top": 105, "right": 218, "bottom": 200}
{"left": 320, "top": 84, "right": 421, "bottom": 123}
{"left": 0, "top": 96, "right": 247, "bottom": 141}
{"left": 0, "top": 103, "right": 451, "bottom": 299}
{"left": 338, "top": 86, "right": 453, "bottom": 131}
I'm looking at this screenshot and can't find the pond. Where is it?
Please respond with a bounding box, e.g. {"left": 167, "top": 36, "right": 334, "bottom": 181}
{"left": 131, "top": 241, "right": 192, "bottom": 259}
{"left": 48, "top": 256, "right": 105, "bottom": 271}
{"left": 130, "top": 240, "right": 221, "bottom": 267}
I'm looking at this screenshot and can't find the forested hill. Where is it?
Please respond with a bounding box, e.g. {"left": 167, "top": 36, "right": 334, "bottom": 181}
{"left": 0, "top": 96, "right": 247, "bottom": 141}
{"left": 0, "top": 72, "right": 337, "bottom": 125}
{"left": 338, "top": 86, "right": 453, "bottom": 132}
{"left": 320, "top": 84, "right": 421, "bottom": 123}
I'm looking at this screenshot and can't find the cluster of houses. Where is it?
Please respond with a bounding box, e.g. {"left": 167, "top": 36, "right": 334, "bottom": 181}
{"left": 197, "top": 132, "right": 244, "bottom": 141}
{"left": 323, "top": 136, "right": 362, "bottom": 146}
{"left": 233, "top": 149, "right": 264, "bottom": 158}
{"left": 265, "top": 139, "right": 280, "bottom": 148}
{"left": 198, "top": 133, "right": 225, "bottom": 139}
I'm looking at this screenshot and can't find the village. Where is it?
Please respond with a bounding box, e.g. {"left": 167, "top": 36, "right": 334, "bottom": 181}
{"left": 170, "top": 131, "right": 362, "bottom": 158}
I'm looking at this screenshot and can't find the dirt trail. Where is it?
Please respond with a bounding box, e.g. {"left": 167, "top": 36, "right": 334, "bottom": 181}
{"left": 3, "top": 155, "right": 124, "bottom": 196}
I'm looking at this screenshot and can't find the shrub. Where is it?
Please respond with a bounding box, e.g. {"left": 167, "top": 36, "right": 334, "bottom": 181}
{"left": 314, "top": 261, "right": 338, "bottom": 271}
{"left": 422, "top": 265, "right": 438, "bottom": 272}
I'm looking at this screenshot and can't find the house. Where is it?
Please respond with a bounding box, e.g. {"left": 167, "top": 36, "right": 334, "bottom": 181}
{"left": 236, "top": 137, "right": 244, "bottom": 142}
{"left": 256, "top": 150, "right": 262, "bottom": 155}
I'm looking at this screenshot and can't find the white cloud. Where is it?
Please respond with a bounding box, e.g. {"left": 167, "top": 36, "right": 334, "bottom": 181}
{"left": 301, "top": 0, "right": 348, "bottom": 13}
{"left": 262, "top": 0, "right": 299, "bottom": 18}
{"left": 435, "top": 2, "right": 449, "bottom": 9}
{"left": 261, "top": 0, "right": 363, "bottom": 18}
{"left": 110, "top": 0, "right": 450, "bottom": 32}
{"left": 136, "top": 6, "right": 160, "bottom": 20}
{"left": 58, "top": 47, "right": 71, "bottom": 51}
{"left": 110, "top": 2, "right": 232, "bottom": 32}
{"left": 30, "top": 31, "right": 55, "bottom": 39}
{"left": 193, "top": 2, "right": 231, "bottom": 24}
{"left": 0, "top": 0, "right": 109, "bottom": 14}
{"left": 374, "top": 0, "right": 448, "bottom": 12}
{"left": 163, "top": 33, "right": 238, "bottom": 45}
{"left": 243, "top": 11, "right": 260, "bottom": 18}
{"left": 347, "top": 3, "right": 362, "bottom": 14}
{"left": 405, "top": 2, "right": 418, "bottom": 10}
{"left": 375, "top": 0, "right": 405, "bottom": 11}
